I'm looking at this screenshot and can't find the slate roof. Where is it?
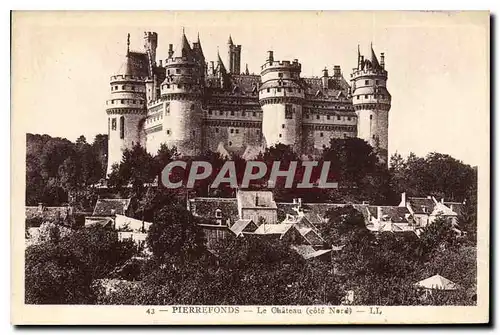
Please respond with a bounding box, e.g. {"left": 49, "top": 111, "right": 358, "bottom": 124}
{"left": 237, "top": 190, "right": 277, "bottom": 209}
{"left": 92, "top": 199, "right": 131, "bottom": 216}
{"left": 253, "top": 223, "right": 294, "bottom": 235}
{"left": 407, "top": 197, "right": 436, "bottom": 214}
{"left": 189, "top": 197, "right": 239, "bottom": 221}
{"left": 366, "top": 206, "right": 412, "bottom": 223}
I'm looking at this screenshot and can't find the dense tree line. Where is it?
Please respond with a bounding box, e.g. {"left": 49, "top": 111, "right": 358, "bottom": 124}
{"left": 26, "top": 133, "right": 107, "bottom": 209}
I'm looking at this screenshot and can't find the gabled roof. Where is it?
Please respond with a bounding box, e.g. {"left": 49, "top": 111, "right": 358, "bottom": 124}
{"left": 407, "top": 197, "right": 436, "bottom": 214}
{"left": 290, "top": 245, "right": 331, "bottom": 260}
{"left": 366, "top": 206, "right": 412, "bottom": 223}
{"left": 230, "top": 219, "right": 256, "bottom": 236}
{"left": 92, "top": 199, "right": 131, "bottom": 216}
{"left": 189, "top": 197, "right": 239, "bottom": 222}
{"left": 415, "top": 274, "right": 458, "bottom": 290}
{"left": 253, "top": 223, "right": 294, "bottom": 235}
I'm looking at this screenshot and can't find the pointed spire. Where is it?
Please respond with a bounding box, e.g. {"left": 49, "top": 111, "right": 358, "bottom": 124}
{"left": 228, "top": 34, "right": 234, "bottom": 45}
{"left": 245, "top": 63, "right": 249, "bottom": 75}
{"left": 370, "top": 43, "right": 380, "bottom": 69}
{"left": 173, "top": 29, "right": 192, "bottom": 58}
{"left": 197, "top": 32, "right": 200, "bottom": 44}
{"left": 217, "top": 48, "right": 227, "bottom": 74}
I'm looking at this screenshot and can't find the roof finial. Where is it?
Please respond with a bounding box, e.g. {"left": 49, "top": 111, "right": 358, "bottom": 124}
{"left": 197, "top": 32, "right": 200, "bottom": 43}
{"left": 127, "top": 33, "right": 130, "bottom": 55}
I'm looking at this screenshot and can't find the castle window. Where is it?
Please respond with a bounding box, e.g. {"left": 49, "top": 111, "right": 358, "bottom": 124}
{"left": 279, "top": 134, "right": 282, "bottom": 138}
{"left": 235, "top": 129, "right": 239, "bottom": 134}
{"left": 119, "top": 116, "right": 125, "bottom": 139}
{"left": 114, "top": 86, "right": 118, "bottom": 90}
{"left": 167, "top": 84, "right": 170, "bottom": 89}
{"left": 322, "top": 144, "right": 326, "bottom": 149}
{"left": 242, "top": 111, "right": 245, "bottom": 117}
{"left": 285, "top": 104, "right": 293, "bottom": 119}
{"left": 133, "top": 100, "right": 136, "bottom": 104}
{"left": 357, "top": 96, "right": 360, "bottom": 100}
{"left": 298, "top": 89, "right": 301, "bottom": 93}
{"left": 375, "top": 80, "right": 379, "bottom": 85}
{"left": 131, "top": 86, "right": 135, "bottom": 91}
{"left": 277, "top": 88, "right": 281, "bottom": 92}
{"left": 337, "top": 116, "right": 341, "bottom": 120}
{"left": 215, "top": 128, "right": 219, "bottom": 133}
{"left": 320, "top": 132, "right": 324, "bottom": 137}
{"left": 282, "top": 124, "right": 285, "bottom": 129}
{"left": 365, "top": 80, "right": 369, "bottom": 85}
{"left": 111, "top": 100, "right": 114, "bottom": 104}
{"left": 122, "top": 85, "right": 125, "bottom": 90}
{"left": 267, "top": 88, "right": 270, "bottom": 93}
{"left": 208, "top": 110, "right": 212, "bottom": 115}
{"left": 176, "top": 69, "right": 181, "bottom": 74}
{"left": 229, "top": 141, "right": 232, "bottom": 146}
{"left": 111, "top": 118, "right": 117, "bottom": 130}
{"left": 220, "top": 111, "right": 224, "bottom": 116}
{"left": 166, "top": 129, "right": 171, "bottom": 135}
{"left": 365, "top": 95, "right": 368, "bottom": 99}
{"left": 316, "top": 115, "right": 320, "bottom": 120}
{"left": 121, "top": 100, "right": 124, "bottom": 104}
{"left": 287, "top": 87, "right": 292, "bottom": 92}
{"left": 193, "top": 130, "right": 196, "bottom": 136}
{"left": 178, "top": 84, "right": 182, "bottom": 89}
{"left": 278, "top": 72, "right": 283, "bottom": 78}
{"left": 230, "top": 129, "right": 234, "bottom": 134}
{"left": 327, "top": 115, "right": 330, "bottom": 120}
{"left": 253, "top": 112, "right": 256, "bottom": 117}
{"left": 370, "top": 115, "right": 373, "bottom": 120}
{"left": 230, "top": 111, "right": 235, "bottom": 116}
{"left": 347, "top": 117, "right": 351, "bottom": 121}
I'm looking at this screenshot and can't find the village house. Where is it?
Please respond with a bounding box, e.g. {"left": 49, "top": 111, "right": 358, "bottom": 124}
{"left": 398, "top": 192, "right": 459, "bottom": 228}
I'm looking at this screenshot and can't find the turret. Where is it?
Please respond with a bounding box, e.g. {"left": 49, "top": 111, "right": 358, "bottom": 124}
{"left": 143, "top": 31, "right": 158, "bottom": 69}
{"left": 350, "top": 44, "right": 391, "bottom": 163}
{"left": 159, "top": 30, "right": 203, "bottom": 156}
{"left": 105, "top": 33, "right": 147, "bottom": 176}
{"left": 227, "top": 35, "right": 242, "bottom": 74}
{"left": 258, "top": 52, "right": 304, "bottom": 153}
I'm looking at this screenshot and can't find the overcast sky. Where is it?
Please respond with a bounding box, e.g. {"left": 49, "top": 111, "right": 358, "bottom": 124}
{"left": 12, "top": 11, "right": 489, "bottom": 166}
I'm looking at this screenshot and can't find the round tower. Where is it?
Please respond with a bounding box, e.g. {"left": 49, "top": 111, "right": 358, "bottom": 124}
{"left": 258, "top": 51, "right": 304, "bottom": 153}
{"left": 159, "top": 31, "right": 203, "bottom": 156}
{"left": 106, "top": 34, "right": 147, "bottom": 176}
{"left": 350, "top": 45, "right": 391, "bottom": 163}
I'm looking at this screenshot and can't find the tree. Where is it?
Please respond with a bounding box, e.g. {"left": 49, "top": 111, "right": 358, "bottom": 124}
{"left": 25, "top": 226, "right": 136, "bottom": 304}
{"left": 146, "top": 204, "right": 207, "bottom": 262}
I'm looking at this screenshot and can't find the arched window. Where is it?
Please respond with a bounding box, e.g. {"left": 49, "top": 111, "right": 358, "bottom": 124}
{"left": 120, "top": 116, "right": 125, "bottom": 139}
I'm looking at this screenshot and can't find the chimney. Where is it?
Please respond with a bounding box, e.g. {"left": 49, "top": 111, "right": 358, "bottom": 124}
{"left": 168, "top": 44, "right": 174, "bottom": 58}
{"left": 441, "top": 198, "right": 445, "bottom": 204}
{"left": 380, "top": 52, "right": 385, "bottom": 69}
{"left": 37, "top": 202, "right": 44, "bottom": 214}
{"left": 377, "top": 206, "right": 383, "bottom": 221}
{"left": 159, "top": 59, "right": 163, "bottom": 67}
{"left": 401, "top": 192, "right": 406, "bottom": 206}
{"left": 267, "top": 51, "right": 274, "bottom": 63}
{"left": 334, "top": 65, "right": 341, "bottom": 77}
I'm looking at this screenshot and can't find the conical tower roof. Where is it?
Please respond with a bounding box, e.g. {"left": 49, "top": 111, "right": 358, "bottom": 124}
{"left": 172, "top": 29, "right": 192, "bottom": 58}
{"left": 370, "top": 44, "right": 381, "bottom": 69}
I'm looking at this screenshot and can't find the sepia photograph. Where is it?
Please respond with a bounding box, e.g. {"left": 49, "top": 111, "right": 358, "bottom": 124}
{"left": 10, "top": 10, "right": 489, "bottom": 324}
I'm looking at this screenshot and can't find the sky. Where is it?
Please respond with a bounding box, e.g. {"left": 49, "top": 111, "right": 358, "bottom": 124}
{"left": 12, "top": 11, "right": 489, "bottom": 167}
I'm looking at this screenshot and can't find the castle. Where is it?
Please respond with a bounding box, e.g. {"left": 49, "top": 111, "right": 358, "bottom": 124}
{"left": 105, "top": 30, "right": 391, "bottom": 176}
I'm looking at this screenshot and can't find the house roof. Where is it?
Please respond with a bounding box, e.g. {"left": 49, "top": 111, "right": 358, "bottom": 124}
{"left": 407, "top": 197, "right": 436, "bottom": 214}
{"left": 444, "top": 202, "right": 465, "bottom": 216}
{"left": 366, "top": 206, "right": 412, "bottom": 223}
{"left": 84, "top": 217, "right": 114, "bottom": 228}
{"left": 189, "top": 197, "right": 239, "bottom": 222}
{"left": 253, "top": 223, "right": 294, "bottom": 235}
{"left": 230, "top": 219, "right": 255, "bottom": 236}
{"left": 237, "top": 190, "right": 277, "bottom": 209}
{"left": 92, "top": 199, "right": 131, "bottom": 216}
{"left": 415, "top": 274, "right": 458, "bottom": 290}
{"left": 290, "top": 245, "right": 331, "bottom": 260}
